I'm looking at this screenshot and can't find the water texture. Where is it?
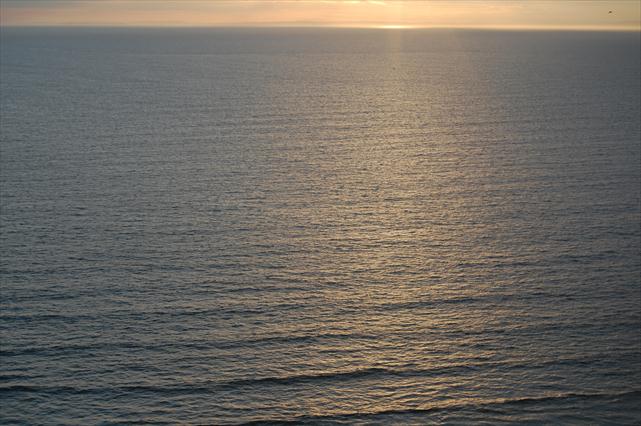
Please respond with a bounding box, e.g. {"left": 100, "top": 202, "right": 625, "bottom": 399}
{"left": 1, "top": 28, "right": 640, "bottom": 424}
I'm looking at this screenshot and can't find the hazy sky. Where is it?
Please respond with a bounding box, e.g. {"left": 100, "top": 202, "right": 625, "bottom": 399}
{"left": 1, "top": 0, "right": 639, "bottom": 30}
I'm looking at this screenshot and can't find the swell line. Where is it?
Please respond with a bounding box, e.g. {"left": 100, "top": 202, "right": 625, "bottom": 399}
{"left": 238, "top": 390, "right": 641, "bottom": 425}
{"left": 0, "top": 363, "right": 497, "bottom": 396}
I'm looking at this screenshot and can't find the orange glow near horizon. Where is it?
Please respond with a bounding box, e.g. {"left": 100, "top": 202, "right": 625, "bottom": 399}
{"left": 0, "top": 1, "right": 639, "bottom": 31}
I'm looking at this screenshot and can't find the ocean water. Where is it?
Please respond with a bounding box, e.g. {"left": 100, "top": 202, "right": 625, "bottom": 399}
{"left": 0, "top": 28, "right": 640, "bottom": 424}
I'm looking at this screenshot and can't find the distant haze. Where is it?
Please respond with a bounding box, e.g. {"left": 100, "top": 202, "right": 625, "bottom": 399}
{"left": 0, "top": 0, "right": 639, "bottom": 30}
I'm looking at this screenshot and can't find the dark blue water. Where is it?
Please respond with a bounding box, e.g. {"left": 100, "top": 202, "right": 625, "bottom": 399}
{"left": 1, "top": 28, "right": 640, "bottom": 424}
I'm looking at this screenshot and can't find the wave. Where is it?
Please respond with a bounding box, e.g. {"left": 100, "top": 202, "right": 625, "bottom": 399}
{"left": 3, "top": 353, "right": 632, "bottom": 391}
{"left": 0, "top": 362, "right": 501, "bottom": 396}
{"left": 2, "top": 382, "right": 638, "bottom": 420}
{"left": 221, "top": 363, "right": 491, "bottom": 388}
{"left": 237, "top": 390, "right": 641, "bottom": 425}
{"left": 0, "top": 332, "right": 377, "bottom": 358}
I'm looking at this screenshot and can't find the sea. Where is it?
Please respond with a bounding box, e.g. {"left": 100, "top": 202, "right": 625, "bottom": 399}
{"left": 1, "top": 28, "right": 640, "bottom": 424}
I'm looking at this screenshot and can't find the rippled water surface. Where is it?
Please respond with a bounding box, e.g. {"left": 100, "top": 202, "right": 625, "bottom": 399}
{"left": 1, "top": 28, "right": 640, "bottom": 424}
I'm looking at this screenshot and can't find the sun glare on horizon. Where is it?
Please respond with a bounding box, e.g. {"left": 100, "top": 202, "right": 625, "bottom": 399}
{"left": 378, "top": 24, "right": 415, "bottom": 30}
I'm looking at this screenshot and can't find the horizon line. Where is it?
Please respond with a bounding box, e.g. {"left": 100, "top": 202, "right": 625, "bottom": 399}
{"left": 1, "top": 24, "right": 640, "bottom": 32}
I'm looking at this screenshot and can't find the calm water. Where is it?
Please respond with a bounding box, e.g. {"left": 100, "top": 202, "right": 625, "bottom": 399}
{"left": 1, "top": 28, "right": 640, "bottom": 424}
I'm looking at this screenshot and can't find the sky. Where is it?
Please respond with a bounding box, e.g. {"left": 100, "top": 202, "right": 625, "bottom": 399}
{"left": 0, "top": 0, "right": 639, "bottom": 30}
